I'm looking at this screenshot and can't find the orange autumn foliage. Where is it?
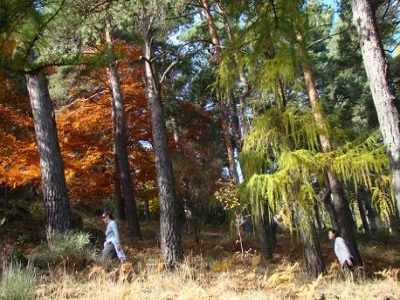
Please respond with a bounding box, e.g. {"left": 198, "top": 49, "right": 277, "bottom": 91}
{"left": 0, "top": 42, "right": 156, "bottom": 208}
{"left": 56, "top": 42, "right": 155, "bottom": 206}
{"left": 0, "top": 72, "right": 40, "bottom": 186}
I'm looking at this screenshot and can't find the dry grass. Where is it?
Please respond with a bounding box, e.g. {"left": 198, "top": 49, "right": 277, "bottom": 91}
{"left": 2, "top": 213, "right": 400, "bottom": 300}
{"left": 31, "top": 248, "right": 400, "bottom": 300}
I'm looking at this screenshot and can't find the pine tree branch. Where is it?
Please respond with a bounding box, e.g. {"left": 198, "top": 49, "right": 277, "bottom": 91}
{"left": 307, "top": 27, "right": 351, "bottom": 51}
{"left": 160, "top": 59, "right": 179, "bottom": 84}
{"left": 24, "top": 0, "right": 68, "bottom": 64}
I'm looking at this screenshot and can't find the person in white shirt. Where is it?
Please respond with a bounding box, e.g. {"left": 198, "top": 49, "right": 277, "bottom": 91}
{"left": 328, "top": 228, "right": 354, "bottom": 270}
{"left": 101, "top": 212, "right": 126, "bottom": 268}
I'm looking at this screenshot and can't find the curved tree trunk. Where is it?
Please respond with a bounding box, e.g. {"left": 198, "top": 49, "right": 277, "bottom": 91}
{"left": 106, "top": 20, "right": 141, "bottom": 238}
{"left": 351, "top": 0, "right": 400, "bottom": 219}
{"left": 138, "top": 13, "right": 183, "bottom": 268}
{"left": 26, "top": 70, "right": 71, "bottom": 240}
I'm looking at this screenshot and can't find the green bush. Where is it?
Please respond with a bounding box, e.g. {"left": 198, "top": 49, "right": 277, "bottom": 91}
{"left": 0, "top": 262, "right": 36, "bottom": 300}
{"left": 33, "top": 231, "right": 97, "bottom": 269}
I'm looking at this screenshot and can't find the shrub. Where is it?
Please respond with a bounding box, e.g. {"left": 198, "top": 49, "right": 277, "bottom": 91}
{"left": 32, "top": 231, "right": 97, "bottom": 269}
{"left": 0, "top": 261, "right": 36, "bottom": 300}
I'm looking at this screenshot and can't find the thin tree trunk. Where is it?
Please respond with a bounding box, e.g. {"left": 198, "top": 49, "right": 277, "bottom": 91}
{"left": 106, "top": 19, "right": 141, "bottom": 238}
{"left": 219, "top": 103, "right": 239, "bottom": 183}
{"left": 202, "top": 0, "right": 239, "bottom": 183}
{"left": 360, "top": 187, "right": 377, "bottom": 234}
{"left": 144, "top": 199, "right": 150, "bottom": 223}
{"left": 25, "top": 70, "right": 71, "bottom": 240}
{"left": 351, "top": 0, "right": 400, "bottom": 218}
{"left": 228, "top": 94, "right": 242, "bottom": 153}
{"left": 356, "top": 188, "right": 371, "bottom": 235}
{"left": 320, "top": 188, "right": 338, "bottom": 230}
{"left": 138, "top": 13, "right": 183, "bottom": 268}
{"left": 216, "top": 1, "right": 250, "bottom": 137}
{"left": 297, "top": 33, "right": 362, "bottom": 265}
{"left": 314, "top": 203, "right": 322, "bottom": 231}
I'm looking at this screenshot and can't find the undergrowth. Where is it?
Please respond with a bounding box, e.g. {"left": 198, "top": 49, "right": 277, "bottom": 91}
{"left": 0, "top": 261, "right": 36, "bottom": 300}
{"left": 1, "top": 207, "right": 399, "bottom": 299}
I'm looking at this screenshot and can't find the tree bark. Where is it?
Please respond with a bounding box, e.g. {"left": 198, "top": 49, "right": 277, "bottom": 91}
{"left": 297, "top": 33, "right": 362, "bottom": 265}
{"left": 138, "top": 13, "right": 183, "bottom": 268}
{"left": 106, "top": 20, "right": 141, "bottom": 238}
{"left": 297, "top": 205, "right": 326, "bottom": 278}
{"left": 320, "top": 188, "right": 338, "bottom": 230}
{"left": 25, "top": 70, "right": 71, "bottom": 240}
{"left": 219, "top": 103, "right": 239, "bottom": 183}
{"left": 201, "top": 0, "right": 239, "bottom": 183}
{"left": 255, "top": 204, "right": 276, "bottom": 261}
{"left": 363, "top": 196, "right": 377, "bottom": 233}
{"left": 216, "top": 1, "right": 250, "bottom": 138}
{"left": 356, "top": 188, "right": 370, "bottom": 235}
{"left": 113, "top": 151, "right": 125, "bottom": 221}
{"left": 351, "top": 0, "right": 400, "bottom": 218}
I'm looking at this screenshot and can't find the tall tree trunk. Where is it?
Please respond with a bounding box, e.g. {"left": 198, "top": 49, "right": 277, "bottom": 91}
{"left": 297, "top": 34, "right": 362, "bottom": 265}
{"left": 228, "top": 94, "right": 242, "bottom": 153}
{"left": 255, "top": 204, "right": 276, "bottom": 261}
{"left": 356, "top": 188, "right": 371, "bottom": 235}
{"left": 219, "top": 103, "right": 239, "bottom": 183}
{"left": 106, "top": 20, "right": 141, "bottom": 238}
{"left": 201, "top": 0, "right": 239, "bottom": 183}
{"left": 113, "top": 152, "right": 125, "bottom": 221}
{"left": 320, "top": 189, "right": 338, "bottom": 230}
{"left": 351, "top": 0, "right": 400, "bottom": 218}
{"left": 25, "top": 70, "right": 71, "bottom": 240}
{"left": 138, "top": 13, "right": 183, "bottom": 268}
{"left": 111, "top": 76, "right": 125, "bottom": 221}
{"left": 359, "top": 187, "right": 377, "bottom": 234}
{"left": 313, "top": 203, "right": 322, "bottom": 231}
{"left": 144, "top": 199, "right": 150, "bottom": 223}
{"left": 216, "top": 1, "right": 250, "bottom": 138}
{"left": 297, "top": 204, "right": 326, "bottom": 278}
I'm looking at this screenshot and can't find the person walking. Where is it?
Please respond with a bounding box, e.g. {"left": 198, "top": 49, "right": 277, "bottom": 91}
{"left": 101, "top": 212, "right": 126, "bottom": 268}
{"left": 328, "top": 228, "right": 354, "bottom": 270}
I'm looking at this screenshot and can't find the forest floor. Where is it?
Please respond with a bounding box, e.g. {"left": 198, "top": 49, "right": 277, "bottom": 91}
{"left": 1, "top": 200, "right": 400, "bottom": 299}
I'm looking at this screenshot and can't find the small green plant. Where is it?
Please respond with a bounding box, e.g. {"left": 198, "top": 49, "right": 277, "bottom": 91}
{"left": 0, "top": 261, "right": 36, "bottom": 300}
{"left": 32, "top": 231, "right": 97, "bottom": 269}
{"left": 48, "top": 230, "right": 92, "bottom": 254}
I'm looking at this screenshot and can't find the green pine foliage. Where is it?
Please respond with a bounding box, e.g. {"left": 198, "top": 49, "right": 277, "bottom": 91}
{"left": 241, "top": 102, "right": 392, "bottom": 228}
{"left": 211, "top": 0, "right": 397, "bottom": 235}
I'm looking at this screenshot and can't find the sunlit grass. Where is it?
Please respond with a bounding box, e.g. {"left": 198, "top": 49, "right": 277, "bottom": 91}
{"left": 32, "top": 250, "right": 400, "bottom": 300}
{"left": 0, "top": 261, "right": 36, "bottom": 300}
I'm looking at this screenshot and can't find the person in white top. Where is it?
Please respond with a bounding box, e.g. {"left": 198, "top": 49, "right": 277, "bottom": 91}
{"left": 328, "top": 228, "right": 354, "bottom": 270}
{"left": 101, "top": 212, "right": 126, "bottom": 268}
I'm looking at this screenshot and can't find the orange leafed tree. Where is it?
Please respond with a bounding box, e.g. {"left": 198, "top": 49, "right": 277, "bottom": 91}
{"left": 1, "top": 42, "right": 155, "bottom": 209}
{"left": 0, "top": 72, "right": 39, "bottom": 186}
{"left": 56, "top": 42, "right": 155, "bottom": 207}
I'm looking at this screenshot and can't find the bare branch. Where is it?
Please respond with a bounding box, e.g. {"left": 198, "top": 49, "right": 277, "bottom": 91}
{"left": 307, "top": 27, "right": 351, "bottom": 50}
{"left": 160, "top": 59, "right": 179, "bottom": 84}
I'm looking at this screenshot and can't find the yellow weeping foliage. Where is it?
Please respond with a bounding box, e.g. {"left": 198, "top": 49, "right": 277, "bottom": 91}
{"left": 241, "top": 105, "right": 393, "bottom": 230}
